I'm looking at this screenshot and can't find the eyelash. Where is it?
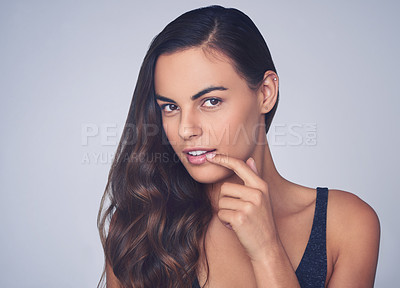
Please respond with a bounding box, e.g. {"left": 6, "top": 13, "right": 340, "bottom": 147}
{"left": 160, "top": 98, "right": 222, "bottom": 114}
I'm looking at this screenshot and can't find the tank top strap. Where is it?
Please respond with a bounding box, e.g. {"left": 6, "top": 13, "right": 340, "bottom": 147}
{"left": 312, "top": 187, "right": 328, "bottom": 241}
{"left": 295, "top": 186, "right": 328, "bottom": 287}
{"left": 192, "top": 187, "right": 329, "bottom": 288}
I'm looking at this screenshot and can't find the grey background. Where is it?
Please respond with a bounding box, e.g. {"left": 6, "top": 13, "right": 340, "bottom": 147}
{"left": 1, "top": 0, "right": 398, "bottom": 287}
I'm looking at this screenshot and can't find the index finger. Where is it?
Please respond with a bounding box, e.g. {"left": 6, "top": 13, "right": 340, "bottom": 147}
{"left": 206, "top": 153, "right": 263, "bottom": 189}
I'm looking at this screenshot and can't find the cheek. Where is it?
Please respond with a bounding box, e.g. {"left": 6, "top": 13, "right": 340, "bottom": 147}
{"left": 162, "top": 121, "right": 180, "bottom": 154}
{"left": 163, "top": 120, "right": 178, "bottom": 139}
{"left": 216, "top": 109, "right": 259, "bottom": 155}
{"left": 206, "top": 115, "right": 251, "bottom": 150}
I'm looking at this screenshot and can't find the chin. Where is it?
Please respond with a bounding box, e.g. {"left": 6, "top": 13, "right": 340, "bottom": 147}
{"left": 184, "top": 164, "right": 234, "bottom": 184}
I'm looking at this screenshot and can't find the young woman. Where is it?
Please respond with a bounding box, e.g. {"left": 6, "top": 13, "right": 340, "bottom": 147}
{"left": 97, "top": 5, "right": 380, "bottom": 288}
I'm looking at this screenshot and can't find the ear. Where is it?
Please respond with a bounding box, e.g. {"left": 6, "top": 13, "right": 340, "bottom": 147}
{"left": 257, "top": 71, "right": 279, "bottom": 114}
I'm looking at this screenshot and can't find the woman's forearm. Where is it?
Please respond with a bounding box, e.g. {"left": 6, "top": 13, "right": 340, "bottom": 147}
{"left": 251, "top": 238, "right": 301, "bottom": 288}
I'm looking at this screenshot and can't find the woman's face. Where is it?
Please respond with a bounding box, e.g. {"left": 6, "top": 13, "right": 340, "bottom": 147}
{"left": 154, "top": 47, "right": 267, "bottom": 184}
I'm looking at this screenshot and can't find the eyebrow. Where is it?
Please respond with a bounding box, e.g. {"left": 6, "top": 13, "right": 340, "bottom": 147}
{"left": 155, "top": 86, "right": 228, "bottom": 103}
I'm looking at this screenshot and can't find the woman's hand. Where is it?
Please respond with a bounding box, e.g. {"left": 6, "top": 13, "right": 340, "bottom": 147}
{"left": 205, "top": 153, "right": 301, "bottom": 287}
{"left": 206, "top": 153, "right": 279, "bottom": 263}
{"left": 205, "top": 153, "right": 380, "bottom": 288}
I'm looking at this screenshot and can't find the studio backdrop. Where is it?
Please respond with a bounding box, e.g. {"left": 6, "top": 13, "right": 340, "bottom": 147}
{"left": 0, "top": 0, "right": 398, "bottom": 287}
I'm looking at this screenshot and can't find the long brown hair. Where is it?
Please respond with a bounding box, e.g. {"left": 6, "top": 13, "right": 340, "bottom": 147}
{"left": 97, "top": 5, "right": 279, "bottom": 288}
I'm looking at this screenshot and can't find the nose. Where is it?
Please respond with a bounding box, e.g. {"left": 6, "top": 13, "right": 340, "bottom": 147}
{"left": 178, "top": 110, "right": 202, "bottom": 141}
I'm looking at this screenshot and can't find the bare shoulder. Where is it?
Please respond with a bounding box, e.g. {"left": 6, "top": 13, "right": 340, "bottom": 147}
{"left": 327, "top": 189, "right": 380, "bottom": 234}
{"left": 326, "top": 189, "right": 380, "bottom": 287}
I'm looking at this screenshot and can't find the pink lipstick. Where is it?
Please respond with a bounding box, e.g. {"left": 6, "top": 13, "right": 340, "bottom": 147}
{"left": 183, "top": 148, "right": 216, "bottom": 165}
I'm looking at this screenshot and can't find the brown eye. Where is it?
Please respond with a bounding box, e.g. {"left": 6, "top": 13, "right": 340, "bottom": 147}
{"left": 162, "top": 104, "right": 179, "bottom": 112}
{"left": 203, "top": 98, "right": 221, "bottom": 107}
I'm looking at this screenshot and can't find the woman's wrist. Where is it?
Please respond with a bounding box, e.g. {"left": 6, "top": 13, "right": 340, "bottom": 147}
{"left": 250, "top": 236, "right": 301, "bottom": 288}
{"left": 249, "top": 233, "right": 283, "bottom": 264}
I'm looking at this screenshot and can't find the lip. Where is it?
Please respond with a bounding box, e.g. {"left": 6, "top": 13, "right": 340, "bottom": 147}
{"left": 183, "top": 148, "right": 216, "bottom": 165}
{"left": 183, "top": 147, "right": 216, "bottom": 153}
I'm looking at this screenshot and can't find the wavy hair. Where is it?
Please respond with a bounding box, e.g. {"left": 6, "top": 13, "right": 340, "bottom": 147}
{"left": 97, "top": 5, "right": 279, "bottom": 288}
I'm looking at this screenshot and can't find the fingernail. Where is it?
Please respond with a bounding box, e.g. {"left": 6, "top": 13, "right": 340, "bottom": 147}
{"left": 206, "top": 152, "right": 216, "bottom": 159}
{"left": 224, "top": 223, "right": 233, "bottom": 230}
{"left": 248, "top": 157, "right": 258, "bottom": 173}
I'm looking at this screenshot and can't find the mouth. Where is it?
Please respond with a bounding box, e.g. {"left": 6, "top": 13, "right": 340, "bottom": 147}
{"left": 183, "top": 148, "right": 216, "bottom": 165}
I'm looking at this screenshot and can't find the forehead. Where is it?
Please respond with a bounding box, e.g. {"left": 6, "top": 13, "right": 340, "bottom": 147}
{"left": 154, "top": 47, "right": 243, "bottom": 97}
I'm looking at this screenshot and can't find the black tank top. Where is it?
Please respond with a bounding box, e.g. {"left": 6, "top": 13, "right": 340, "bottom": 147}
{"left": 192, "top": 187, "right": 328, "bottom": 288}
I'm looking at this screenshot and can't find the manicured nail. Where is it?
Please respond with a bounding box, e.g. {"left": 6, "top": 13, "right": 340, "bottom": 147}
{"left": 248, "top": 157, "right": 258, "bottom": 174}
{"left": 224, "top": 223, "right": 233, "bottom": 230}
{"left": 206, "top": 152, "right": 216, "bottom": 159}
